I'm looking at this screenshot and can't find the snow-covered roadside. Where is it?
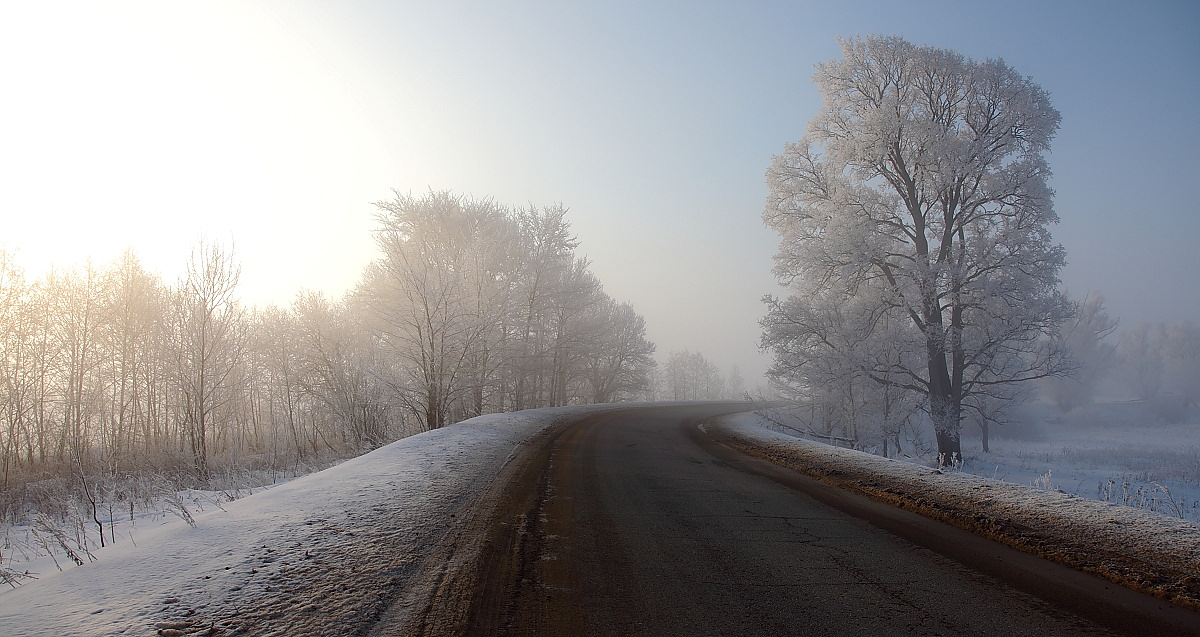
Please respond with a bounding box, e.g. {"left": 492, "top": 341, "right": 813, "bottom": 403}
{"left": 705, "top": 412, "right": 1200, "bottom": 611}
{"left": 0, "top": 405, "right": 613, "bottom": 637}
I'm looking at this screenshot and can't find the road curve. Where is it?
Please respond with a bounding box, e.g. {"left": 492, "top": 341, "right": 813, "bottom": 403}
{"left": 412, "top": 404, "right": 1200, "bottom": 636}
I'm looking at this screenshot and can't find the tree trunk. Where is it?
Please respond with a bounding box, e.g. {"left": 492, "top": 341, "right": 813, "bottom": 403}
{"left": 927, "top": 337, "right": 962, "bottom": 466}
{"left": 933, "top": 428, "right": 961, "bottom": 467}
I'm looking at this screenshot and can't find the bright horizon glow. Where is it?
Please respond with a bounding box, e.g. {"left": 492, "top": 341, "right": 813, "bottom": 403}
{"left": 2, "top": 0, "right": 1198, "bottom": 387}
{"left": 0, "top": 1, "right": 391, "bottom": 306}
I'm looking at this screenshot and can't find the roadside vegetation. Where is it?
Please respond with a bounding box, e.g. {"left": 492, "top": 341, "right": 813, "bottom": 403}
{"left": 0, "top": 192, "right": 657, "bottom": 581}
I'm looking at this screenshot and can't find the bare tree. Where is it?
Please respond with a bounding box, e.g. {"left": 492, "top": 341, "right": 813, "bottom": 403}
{"left": 173, "top": 241, "right": 243, "bottom": 479}
{"left": 47, "top": 264, "right": 103, "bottom": 464}
{"left": 96, "top": 250, "right": 165, "bottom": 472}
{"left": 509, "top": 203, "right": 578, "bottom": 409}
{"left": 0, "top": 251, "right": 33, "bottom": 487}
{"left": 365, "top": 191, "right": 656, "bottom": 425}
{"left": 662, "top": 351, "right": 724, "bottom": 400}
{"left": 293, "top": 291, "right": 392, "bottom": 449}
{"left": 248, "top": 305, "right": 308, "bottom": 462}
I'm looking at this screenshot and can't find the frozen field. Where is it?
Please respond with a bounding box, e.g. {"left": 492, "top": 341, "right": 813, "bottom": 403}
{"left": 753, "top": 400, "right": 1200, "bottom": 523}
{"left": 958, "top": 402, "right": 1200, "bottom": 523}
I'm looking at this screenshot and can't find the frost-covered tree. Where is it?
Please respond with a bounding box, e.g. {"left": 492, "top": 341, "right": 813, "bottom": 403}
{"left": 364, "top": 191, "right": 652, "bottom": 427}
{"left": 583, "top": 299, "right": 656, "bottom": 403}
{"left": 762, "top": 288, "right": 922, "bottom": 453}
{"left": 763, "top": 35, "right": 1072, "bottom": 463}
{"left": 662, "top": 351, "right": 724, "bottom": 400}
{"left": 364, "top": 192, "right": 507, "bottom": 430}
{"left": 292, "top": 291, "right": 391, "bottom": 449}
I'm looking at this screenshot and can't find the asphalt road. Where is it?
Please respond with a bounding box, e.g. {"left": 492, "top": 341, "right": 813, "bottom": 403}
{"left": 426, "top": 404, "right": 1200, "bottom": 636}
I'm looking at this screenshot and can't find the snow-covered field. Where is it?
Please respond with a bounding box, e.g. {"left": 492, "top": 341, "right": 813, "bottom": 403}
{"left": 753, "top": 401, "right": 1200, "bottom": 523}
{"left": 958, "top": 403, "right": 1200, "bottom": 523}
{"left": 0, "top": 405, "right": 612, "bottom": 637}
{"left": 714, "top": 410, "right": 1200, "bottom": 610}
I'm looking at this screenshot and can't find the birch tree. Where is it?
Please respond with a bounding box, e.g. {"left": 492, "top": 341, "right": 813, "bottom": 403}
{"left": 763, "top": 35, "right": 1072, "bottom": 463}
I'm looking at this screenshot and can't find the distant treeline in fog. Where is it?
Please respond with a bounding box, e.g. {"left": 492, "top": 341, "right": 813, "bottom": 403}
{"left": 1042, "top": 293, "right": 1200, "bottom": 418}
{"left": 0, "top": 191, "right": 657, "bottom": 512}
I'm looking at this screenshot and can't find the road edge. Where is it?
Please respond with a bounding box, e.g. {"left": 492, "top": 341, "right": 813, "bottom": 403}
{"left": 703, "top": 413, "right": 1200, "bottom": 612}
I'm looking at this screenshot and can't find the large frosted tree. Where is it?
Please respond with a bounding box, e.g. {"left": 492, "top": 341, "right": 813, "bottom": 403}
{"left": 762, "top": 35, "right": 1072, "bottom": 463}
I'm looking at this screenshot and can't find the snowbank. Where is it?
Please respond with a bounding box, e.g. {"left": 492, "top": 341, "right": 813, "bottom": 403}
{"left": 706, "top": 412, "right": 1200, "bottom": 611}
{"left": 0, "top": 405, "right": 611, "bottom": 637}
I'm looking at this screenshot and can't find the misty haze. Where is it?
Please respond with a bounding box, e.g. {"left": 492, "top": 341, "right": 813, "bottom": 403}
{"left": 1, "top": 2, "right": 1198, "bottom": 636}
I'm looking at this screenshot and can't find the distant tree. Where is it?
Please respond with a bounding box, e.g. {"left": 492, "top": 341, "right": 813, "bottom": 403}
{"left": 0, "top": 251, "right": 32, "bottom": 487}
{"left": 97, "top": 249, "right": 165, "bottom": 472}
{"left": 1118, "top": 321, "right": 1200, "bottom": 413}
{"left": 662, "top": 351, "right": 723, "bottom": 400}
{"left": 726, "top": 366, "right": 746, "bottom": 400}
{"left": 366, "top": 190, "right": 655, "bottom": 425}
{"left": 1041, "top": 291, "right": 1118, "bottom": 412}
{"left": 47, "top": 264, "right": 103, "bottom": 463}
{"left": 292, "top": 291, "right": 390, "bottom": 449}
{"left": 1162, "top": 321, "right": 1200, "bottom": 408}
{"left": 1117, "top": 322, "right": 1164, "bottom": 402}
{"left": 762, "top": 35, "right": 1072, "bottom": 464}
{"left": 248, "top": 305, "right": 309, "bottom": 461}
{"left": 584, "top": 300, "right": 656, "bottom": 403}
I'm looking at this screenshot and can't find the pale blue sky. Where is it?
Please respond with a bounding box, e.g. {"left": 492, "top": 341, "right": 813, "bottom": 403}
{"left": 1, "top": 0, "right": 1197, "bottom": 385}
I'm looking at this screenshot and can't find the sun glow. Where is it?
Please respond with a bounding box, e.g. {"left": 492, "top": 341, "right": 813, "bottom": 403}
{"left": 0, "top": 0, "right": 390, "bottom": 305}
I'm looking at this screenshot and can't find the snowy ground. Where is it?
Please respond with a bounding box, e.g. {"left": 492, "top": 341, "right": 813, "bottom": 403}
{"left": 4, "top": 402, "right": 1197, "bottom": 635}
{"left": 957, "top": 403, "right": 1200, "bottom": 523}
{"left": 2, "top": 472, "right": 316, "bottom": 590}
{"left": 710, "top": 411, "right": 1200, "bottom": 610}
{"left": 752, "top": 401, "right": 1200, "bottom": 523}
{"left": 0, "top": 405, "right": 614, "bottom": 637}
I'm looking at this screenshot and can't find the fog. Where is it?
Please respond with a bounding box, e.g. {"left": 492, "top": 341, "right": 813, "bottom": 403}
{"left": 1, "top": 0, "right": 1196, "bottom": 389}
{"left": 4, "top": 4, "right": 1200, "bottom": 615}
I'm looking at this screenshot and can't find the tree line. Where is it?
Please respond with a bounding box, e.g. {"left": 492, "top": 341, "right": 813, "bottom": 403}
{"left": 1042, "top": 294, "right": 1200, "bottom": 419}
{"left": 0, "top": 191, "right": 656, "bottom": 517}
{"left": 658, "top": 350, "right": 746, "bottom": 401}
